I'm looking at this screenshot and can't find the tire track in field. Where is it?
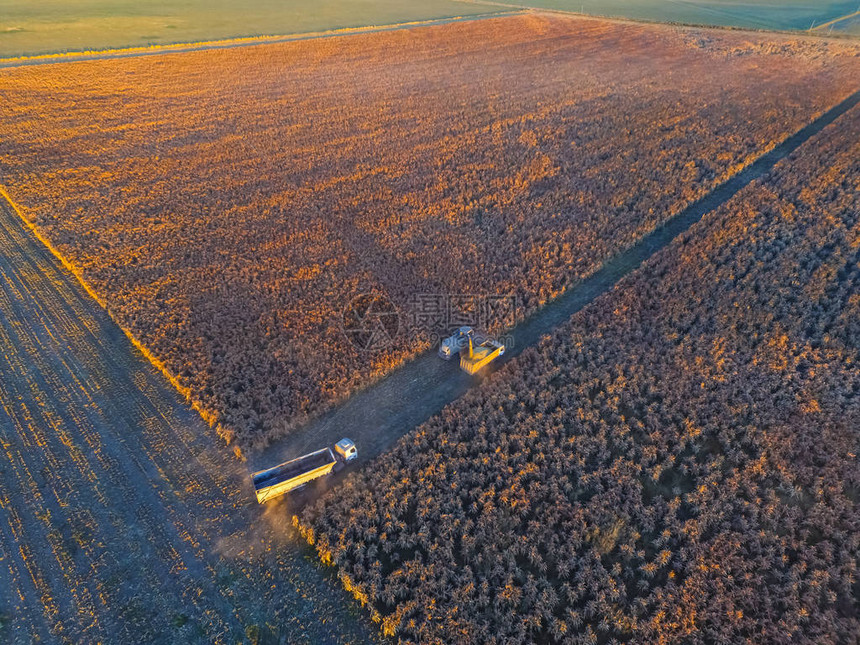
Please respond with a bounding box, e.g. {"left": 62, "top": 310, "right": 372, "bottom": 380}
{"left": 253, "top": 88, "right": 860, "bottom": 485}
{"left": 0, "top": 195, "right": 380, "bottom": 641}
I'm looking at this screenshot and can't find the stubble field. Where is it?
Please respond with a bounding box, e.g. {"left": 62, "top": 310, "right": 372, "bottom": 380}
{"left": 0, "top": 194, "right": 378, "bottom": 643}
{"left": 1, "top": 14, "right": 858, "bottom": 451}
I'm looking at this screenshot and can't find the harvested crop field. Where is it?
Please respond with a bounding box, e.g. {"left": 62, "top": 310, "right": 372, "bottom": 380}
{"left": 506, "top": 0, "right": 860, "bottom": 32}
{"left": 0, "top": 194, "right": 378, "bottom": 643}
{"left": 298, "top": 99, "right": 860, "bottom": 645}
{"left": 1, "top": 13, "right": 858, "bottom": 448}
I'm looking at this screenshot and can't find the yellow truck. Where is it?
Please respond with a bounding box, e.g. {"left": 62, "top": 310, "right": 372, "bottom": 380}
{"left": 252, "top": 438, "right": 357, "bottom": 504}
{"left": 439, "top": 326, "right": 506, "bottom": 374}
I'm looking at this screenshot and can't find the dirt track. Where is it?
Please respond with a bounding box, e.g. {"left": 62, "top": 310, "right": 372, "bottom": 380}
{"left": 253, "top": 87, "right": 860, "bottom": 482}
{"left": 0, "top": 10, "right": 521, "bottom": 70}
{"left": 0, "top": 198, "right": 379, "bottom": 642}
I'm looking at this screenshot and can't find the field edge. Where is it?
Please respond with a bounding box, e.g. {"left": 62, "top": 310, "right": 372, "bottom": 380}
{"left": 0, "top": 10, "right": 522, "bottom": 68}
{"left": 0, "top": 186, "right": 234, "bottom": 447}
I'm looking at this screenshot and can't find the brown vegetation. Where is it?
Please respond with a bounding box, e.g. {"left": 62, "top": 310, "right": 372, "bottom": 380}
{"left": 298, "top": 104, "right": 860, "bottom": 643}
{"left": 0, "top": 195, "right": 376, "bottom": 643}
{"left": 1, "top": 14, "right": 858, "bottom": 446}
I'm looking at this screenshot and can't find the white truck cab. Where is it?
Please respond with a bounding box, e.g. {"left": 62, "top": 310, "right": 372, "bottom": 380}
{"left": 334, "top": 438, "right": 358, "bottom": 462}
{"left": 438, "top": 326, "right": 474, "bottom": 360}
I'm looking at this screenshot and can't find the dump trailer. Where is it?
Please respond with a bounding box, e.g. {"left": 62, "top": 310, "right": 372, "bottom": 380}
{"left": 252, "top": 438, "right": 357, "bottom": 504}
{"left": 460, "top": 334, "right": 505, "bottom": 375}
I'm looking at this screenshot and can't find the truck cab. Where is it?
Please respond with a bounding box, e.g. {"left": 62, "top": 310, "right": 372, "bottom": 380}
{"left": 438, "top": 326, "right": 474, "bottom": 360}
{"left": 334, "top": 438, "right": 358, "bottom": 462}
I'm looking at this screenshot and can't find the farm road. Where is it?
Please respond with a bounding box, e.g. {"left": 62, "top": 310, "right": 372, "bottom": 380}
{"left": 0, "top": 198, "right": 379, "bottom": 642}
{"left": 0, "top": 10, "right": 523, "bottom": 70}
{"left": 252, "top": 88, "right": 860, "bottom": 480}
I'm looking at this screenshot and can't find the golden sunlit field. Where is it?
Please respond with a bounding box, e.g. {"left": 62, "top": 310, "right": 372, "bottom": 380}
{"left": 1, "top": 9, "right": 859, "bottom": 645}
{"left": 1, "top": 14, "right": 858, "bottom": 449}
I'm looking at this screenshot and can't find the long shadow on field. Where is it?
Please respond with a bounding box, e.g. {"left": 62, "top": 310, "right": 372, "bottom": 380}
{"left": 252, "top": 88, "right": 860, "bottom": 485}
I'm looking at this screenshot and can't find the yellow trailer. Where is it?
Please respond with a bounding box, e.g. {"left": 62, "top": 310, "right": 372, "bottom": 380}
{"left": 252, "top": 447, "right": 336, "bottom": 503}
{"left": 459, "top": 335, "right": 505, "bottom": 375}
{"left": 251, "top": 439, "right": 358, "bottom": 504}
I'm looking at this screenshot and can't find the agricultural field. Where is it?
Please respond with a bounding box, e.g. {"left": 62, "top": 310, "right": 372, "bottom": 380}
{"left": 492, "top": 0, "right": 860, "bottom": 32}
{"left": 2, "top": 0, "right": 858, "bottom": 61}
{"left": 830, "top": 12, "right": 860, "bottom": 36}
{"left": 0, "top": 0, "right": 495, "bottom": 58}
{"left": 1, "top": 13, "right": 858, "bottom": 449}
{"left": 0, "top": 194, "right": 379, "bottom": 643}
{"left": 298, "top": 99, "right": 860, "bottom": 644}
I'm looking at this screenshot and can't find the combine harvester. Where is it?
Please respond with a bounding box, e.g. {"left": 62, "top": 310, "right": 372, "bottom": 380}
{"left": 252, "top": 438, "right": 357, "bottom": 503}
{"left": 439, "top": 326, "right": 505, "bottom": 374}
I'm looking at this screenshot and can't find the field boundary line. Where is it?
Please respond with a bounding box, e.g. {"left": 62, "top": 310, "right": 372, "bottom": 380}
{"left": 813, "top": 9, "right": 860, "bottom": 31}
{"left": 452, "top": 0, "right": 860, "bottom": 38}
{"left": 0, "top": 10, "right": 523, "bottom": 69}
{"left": 0, "top": 186, "right": 226, "bottom": 440}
